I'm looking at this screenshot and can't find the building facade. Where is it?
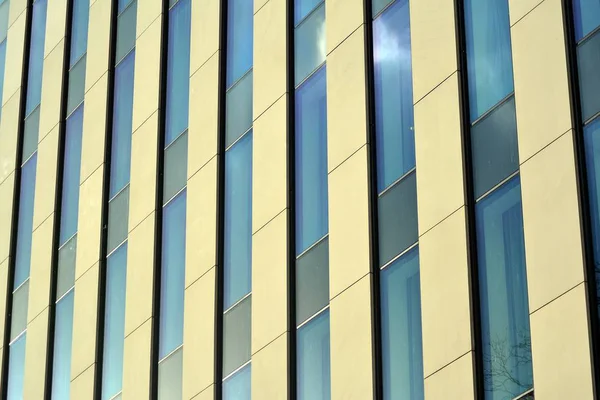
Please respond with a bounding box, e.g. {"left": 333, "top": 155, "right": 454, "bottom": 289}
{"left": 0, "top": 0, "right": 598, "bottom": 399}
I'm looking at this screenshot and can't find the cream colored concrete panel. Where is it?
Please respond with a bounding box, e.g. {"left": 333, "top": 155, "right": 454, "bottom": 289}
{"left": 326, "top": 0, "right": 363, "bottom": 55}
{"left": 132, "top": 17, "right": 162, "bottom": 132}
{"left": 521, "top": 131, "right": 584, "bottom": 312}
{"left": 129, "top": 112, "right": 158, "bottom": 232}
{"left": 3, "top": 12, "right": 26, "bottom": 103}
{"left": 136, "top": 0, "right": 161, "bottom": 39}
{"left": 330, "top": 274, "right": 373, "bottom": 399}
{"left": 23, "top": 308, "right": 49, "bottom": 399}
{"left": 32, "top": 126, "right": 59, "bottom": 230}
{"left": 530, "top": 283, "right": 593, "bottom": 399}
{"left": 420, "top": 207, "right": 472, "bottom": 377}
{"left": 183, "top": 267, "right": 215, "bottom": 400}
{"left": 252, "top": 211, "right": 287, "bottom": 353}
{"left": 188, "top": 54, "right": 219, "bottom": 179}
{"left": 75, "top": 167, "right": 103, "bottom": 279}
{"left": 86, "top": 0, "right": 111, "bottom": 92}
{"left": 326, "top": 26, "right": 367, "bottom": 173}
{"left": 123, "top": 318, "right": 152, "bottom": 400}
{"left": 8, "top": 0, "right": 26, "bottom": 28}
{"left": 328, "top": 146, "right": 370, "bottom": 298}
{"left": 186, "top": 158, "right": 217, "bottom": 287}
{"left": 253, "top": 95, "right": 287, "bottom": 232}
{"left": 28, "top": 215, "right": 53, "bottom": 323}
{"left": 39, "top": 42, "right": 65, "bottom": 142}
{"left": 252, "top": 333, "right": 288, "bottom": 400}
{"left": 410, "top": 0, "right": 457, "bottom": 103}
{"left": 414, "top": 73, "right": 464, "bottom": 235}
{"left": 424, "top": 351, "right": 475, "bottom": 400}
{"left": 44, "top": 0, "right": 68, "bottom": 58}
{"left": 71, "top": 263, "right": 99, "bottom": 380}
{"left": 512, "top": 0, "right": 571, "bottom": 162}
{"left": 0, "top": 174, "right": 15, "bottom": 263}
{"left": 70, "top": 364, "right": 95, "bottom": 399}
{"left": 124, "top": 212, "right": 155, "bottom": 336}
{"left": 0, "top": 259, "right": 8, "bottom": 348}
{"left": 253, "top": 0, "right": 286, "bottom": 119}
{"left": 254, "top": 0, "right": 268, "bottom": 14}
{"left": 0, "top": 92, "right": 21, "bottom": 184}
{"left": 509, "top": 0, "right": 543, "bottom": 26}
{"left": 190, "top": 0, "right": 219, "bottom": 75}
{"left": 191, "top": 384, "right": 214, "bottom": 400}
{"left": 80, "top": 73, "right": 109, "bottom": 183}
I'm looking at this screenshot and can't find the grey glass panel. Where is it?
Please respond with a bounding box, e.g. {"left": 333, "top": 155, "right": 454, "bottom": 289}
{"left": 223, "top": 296, "right": 251, "bottom": 377}
{"left": 226, "top": 0, "right": 253, "bottom": 87}
{"left": 10, "top": 281, "right": 29, "bottom": 341}
{"left": 471, "top": 96, "right": 519, "bottom": 199}
{"left": 70, "top": 0, "right": 89, "bottom": 66}
{"left": 225, "top": 71, "right": 253, "bottom": 148}
{"left": 574, "top": 0, "right": 600, "bottom": 41}
{"left": 295, "top": 0, "right": 322, "bottom": 25}
{"left": 223, "top": 363, "right": 251, "bottom": 400}
{"left": 296, "top": 238, "right": 329, "bottom": 326}
{"left": 294, "top": 3, "right": 325, "bottom": 86}
{"left": 108, "top": 186, "right": 130, "bottom": 253}
{"left": 115, "top": 1, "right": 137, "bottom": 65}
{"left": 578, "top": 30, "right": 600, "bottom": 123}
{"left": 22, "top": 107, "right": 40, "bottom": 162}
{"left": 7, "top": 333, "right": 26, "bottom": 400}
{"left": 297, "top": 309, "right": 330, "bottom": 400}
{"left": 67, "top": 56, "right": 86, "bottom": 115}
{"left": 158, "top": 347, "right": 183, "bottom": 400}
{"left": 372, "top": 0, "right": 396, "bottom": 18}
{"left": 378, "top": 171, "right": 418, "bottom": 267}
{"left": 118, "top": 0, "right": 133, "bottom": 14}
{"left": 163, "top": 132, "right": 188, "bottom": 203}
{"left": 25, "top": 0, "right": 47, "bottom": 115}
{"left": 14, "top": 155, "right": 37, "bottom": 288}
{"left": 57, "top": 235, "right": 77, "bottom": 299}
{"left": 0, "top": 0, "right": 8, "bottom": 42}
{"left": 51, "top": 290, "right": 74, "bottom": 400}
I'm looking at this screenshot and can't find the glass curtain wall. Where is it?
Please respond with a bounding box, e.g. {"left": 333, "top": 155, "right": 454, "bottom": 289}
{"left": 0, "top": 0, "right": 10, "bottom": 120}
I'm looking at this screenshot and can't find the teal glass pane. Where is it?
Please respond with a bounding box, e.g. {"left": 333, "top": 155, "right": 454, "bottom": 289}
{"left": 0, "top": 0, "right": 8, "bottom": 42}
{"left": 10, "top": 281, "right": 28, "bottom": 341}
{"left": 226, "top": 0, "right": 253, "bottom": 87}
{"left": 67, "top": 56, "right": 86, "bottom": 115}
{"left": 14, "top": 155, "right": 37, "bottom": 288}
{"left": 57, "top": 235, "right": 77, "bottom": 299}
{"left": 574, "top": 0, "right": 600, "bottom": 41}
{"left": 294, "top": 3, "right": 325, "bottom": 86}
{"left": 295, "top": 0, "right": 322, "bottom": 25}
{"left": 223, "top": 296, "right": 251, "bottom": 377}
{"left": 158, "top": 347, "right": 183, "bottom": 400}
{"left": 297, "top": 310, "right": 330, "bottom": 400}
{"left": 118, "top": 0, "right": 133, "bottom": 14}
{"left": 372, "top": 0, "right": 396, "bottom": 17}
{"left": 7, "top": 334, "right": 26, "bottom": 400}
{"left": 25, "top": 0, "right": 47, "bottom": 115}
{"left": 51, "top": 290, "right": 75, "bottom": 400}
{"left": 107, "top": 185, "right": 130, "bottom": 253}
{"left": 296, "top": 238, "right": 329, "bottom": 325}
{"left": 70, "top": 0, "right": 89, "bottom": 66}
{"left": 115, "top": 1, "right": 137, "bottom": 65}
{"left": 584, "top": 117, "right": 600, "bottom": 318}
{"left": 22, "top": 107, "right": 40, "bottom": 163}
{"left": 225, "top": 71, "right": 253, "bottom": 148}
{"left": 223, "top": 364, "right": 251, "bottom": 400}
{"left": 578, "top": 29, "right": 600, "bottom": 123}
{"left": 163, "top": 132, "right": 188, "bottom": 203}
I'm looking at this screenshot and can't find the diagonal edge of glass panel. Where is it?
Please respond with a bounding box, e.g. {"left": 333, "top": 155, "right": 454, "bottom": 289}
{"left": 225, "top": 70, "right": 253, "bottom": 148}
{"left": 223, "top": 295, "right": 252, "bottom": 377}
{"left": 57, "top": 234, "right": 77, "bottom": 299}
{"left": 10, "top": 280, "right": 29, "bottom": 341}
{"left": 295, "top": 0, "right": 324, "bottom": 27}
{"left": 157, "top": 346, "right": 183, "bottom": 400}
{"left": 66, "top": 55, "right": 87, "bottom": 116}
{"left": 296, "top": 237, "right": 329, "bottom": 326}
{"left": 22, "top": 106, "right": 41, "bottom": 163}
{"left": 372, "top": 0, "right": 404, "bottom": 19}
{"left": 163, "top": 131, "right": 188, "bottom": 204}
{"left": 0, "top": 0, "right": 9, "bottom": 42}
{"left": 223, "top": 363, "right": 251, "bottom": 400}
{"left": 578, "top": 29, "right": 600, "bottom": 123}
{"left": 118, "top": 0, "right": 135, "bottom": 15}
{"left": 107, "top": 185, "right": 130, "bottom": 253}
{"left": 115, "top": 1, "right": 137, "bottom": 65}
{"left": 294, "top": 3, "right": 326, "bottom": 87}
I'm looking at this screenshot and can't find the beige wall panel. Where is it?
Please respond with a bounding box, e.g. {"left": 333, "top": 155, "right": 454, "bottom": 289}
{"left": 8, "top": 0, "right": 26, "bottom": 28}
{"left": 71, "top": 262, "right": 99, "bottom": 380}
{"left": 252, "top": 333, "right": 288, "bottom": 400}
{"left": 410, "top": 0, "right": 457, "bottom": 103}
{"left": 39, "top": 42, "right": 65, "bottom": 142}
{"left": 530, "top": 283, "right": 593, "bottom": 399}
{"left": 192, "top": 384, "right": 214, "bottom": 400}
{"left": 420, "top": 207, "right": 472, "bottom": 377}
{"left": 183, "top": 267, "right": 216, "bottom": 399}
{"left": 253, "top": 95, "right": 287, "bottom": 232}
{"left": 3, "top": 13, "right": 25, "bottom": 105}
{"left": 188, "top": 54, "right": 219, "bottom": 179}
{"left": 28, "top": 215, "right": 53, "bottom": 323}
{"left": 326, "top": 27, "right": 367, "bottom": 173}
{"left": 85, "top": 0, "right": 111, "bottom": 93}
{"left": 124, "top": 212, "right": 155, "bottom": 336}
{"left": 32, "top": 125, "right": 59, "bottom": 230}
{"left": 253, "top": 0, "right": 286, "bottom": 119}
{"left": 254, "top": 0, "right": 268, "bottom": 14}
{"left": 190, "top": 0, "right": 219, "bottom": 74}
{"left": 424, "top": 352, "right": 475, "bottom": 400}
{"left": 330, "top": 274, "right": 373, "bottom": 399}
{"left": 75, "top": 166, "right": 103, "bottom": 279}
{"left": 70, "top": 364, "right": 95, "bottom": 399}
{"left": 122, "top": 318, "right": 152, "bottom": 400}
{"left": 508, "top": 0, "right": 544, "bottom": 26}
{"left": 414, "top": 73, "right": 464, "bottom": 235}
{"left": 136, "top": 0, "right": 161, "bottom": 39}
{"left": 186, "top": 157, "right": 217, "bottom": 287}
{"left": 80, "top": 73, "right": 108, "bottom": 183}
{"left": 326, "top": 0, "right": 362, "bottom": 55}
{"left": 521, "top": 131, "right": 584, "bottom": 312}
{"left": 23, "top": 308, "right": 49, "bottom": 399}
{"left": 0, "top": 259, "right": 7, "bottom": 342}
{"left": 44, "top": 0, "right": 68, "bottom": 59}
{"left": 252, "top": 211, "right": 287, "bottom": 353}
{"left": 0, "top": 92, "right": 21, "bottom": 184}
{"left": 512, "top": 0, "right": 571, "bottom": 162}
{"left": 0, "top": 173, "right": 15, "bottom": 264}
{"left": 328, "top": 146, "right": 370, "bottom": 298}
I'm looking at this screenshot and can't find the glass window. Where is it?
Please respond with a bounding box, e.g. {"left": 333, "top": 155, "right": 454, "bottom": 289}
{"left": 70, "top": 0, "right": 89, "bottom": 66}
{"left": 225, "top": 70, "right": 253, "bottom": 148}
{"left": 295, "top": 0, "right": 322, "bottom": 25}
{"left": 158, "top": 347, "right": 183, "bottom": 400}
{"left": 159, "top": 191, "right": 186, "bottom": 359}
{"left": 226, "top": 0, "right": 253, "bottom": 88}
{"left": 10, "top": 280, "right": 29, "bottom": 341}
{"left": 295, "top": 67, "right": 328, "bottom": 254}
{"left": 107, "top": 186, "right": 129, "bottom": 253}
{"left": 67, "top": 56, "right": 86, "bottom": 116}
{"left": 115, "top": 1, "right": 136, "bottom": 65}
{"left": 22, "top": 107, "right": 40, "bottom": 163}
{"left": 223, "top": 363, "right": 251, "bottom": 400}
{"left": 294, "top": 3, "right": 325, "bottom": 86}
{"left": 475, "top": 176, "right": 533, "bottom": 399}
{"left": 25, "top": 0, "right": 47, "bottom": 115}
{"left": 584, "top": 117, "right": 600, "bottom": 317}
{"left": 223, "top": 296, "right": 252, "bottom": 377}
{"left": 164, "top": 131, "right": 188, "bottom": 203}
{"left": 57, "top": 236, "right": 77, "bottom": 299}
{"left": 296, "top": 238, "right": 329, "bottom": 325}
{"left": 51, "top": 290, "right": 75, "bottom": 400}
{"left": 380, "top": 247, "right": 423, "bottom": 400}
{"left": 118, "top": 0, "right": 134, "bottom": 14}
{"left": 60, "top": 106, "right": 84, "bottom": 244}
{"left": 0, "top": 0, "right": 8, "bottom": 42}
{"left": 224, "top": 133, "right": 252, "bottom": 309}
{"left": 578, "top": 30, "right": 600, "bottom": 123}
{"left": 464, "top": 0, "right": 513, "bottom": 121}
{"left": 7, "top": 333, "right": 26, "bottom": 400}
{"left": 372, "top": 0, "right": 396, "bottom": 18}
{"left": 374, "top": 0, "right": 414, "bottom": 192}
{"left": 574, "top": 0, "right": 600, "bottom": 41}
{"left": 297, "top": 309, "right": 330, "bottom": 400}
{"left": 14, "top": 155, "right": 37, "bottom": 288}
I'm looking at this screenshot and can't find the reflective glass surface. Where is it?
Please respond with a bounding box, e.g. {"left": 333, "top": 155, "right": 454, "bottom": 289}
{"left": 51, "top": 290, "right": 75, "bottom": 400}
{"left": 295, "top": 0, "right": 322, "bottom": 25}
{"left": 584, "top": 117, "right": 600, "bottom": 317}
{"left": 10, "top": 281, "right": 28, "bottom": 341}
{"left": 164, "top": 132, "right": 188, "bottom": 202}
{"left": 372, "top": 0, "right": 396, "bottom": 17}
{"left": 574, "top": 0, "right": 600, "bottom": 41}
{"left": 57, "top": 236, "right": 77, "bottom": 299}
{"left": 14, "top": 155, "right": 37, "bottom": 288}
{"left": 226, "top": 0, "right": 253, "bottom": 87}
{"left": 578, "top": 30, "right": 600, "bottom": 123}
{"left": 296, "top": 238, "right": 329, "bottom": 325}
{"left": 70, "top": 0, "right": 89, "bottom": 66}
{"left": 297, "top": 310, "right": 330, "bottom": 400}
{"left": 0, "top": 0, "right": 8, "bottom": 42}
{"left": 226, "top": 70, "right": 253, "bottom": 148}
{"left": 22, "top": 107, "right": 40, "bottom": 162}
{"left": 25, "top": 0, "right": 47, "bottom": 115}
{"left": 7, "top": 334, "right": 26, "bottom": 400}
{"left": 118, "top": 0, "right": 134, "bottom": 13}
{"left": 294, "top": 3, "right": 325, "bottom": 86}
{"left": 223, "top": 296, "right": 252, "bottom": 377}
{"left": 158, "top": 347, "right": 183, "bottom": 400}
{"left": 115, "top": 1, "right": 136, "bottom": 65}
{"left": 223, "top": 363, "right": 251, "bottom": 400}
{"left": 107, "top": 186, "right": 129, "bottom": 253}
{"left": 66, "top": 56, "right": 86, "bottom": 115}
{"left": 60, "top": 106, "right": 84, "bottom": 244}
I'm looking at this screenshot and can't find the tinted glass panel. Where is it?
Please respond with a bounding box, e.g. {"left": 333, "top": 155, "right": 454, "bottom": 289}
{"left": 464, "top": 0, "right": 513, "bottom": 121}
{"left": 578, "top": 30, "right": 600, "bottom": 123}
{"left": 25, "top": 0, "right": 47, "bottom": 115}
{"left": 225, "top": 71, "right": 253, "bottom": 148}
{"left": 159, "top": 191, "right": 186, "bottom": 358}
{"left": 158, "top": 347, "right": 183, "bottom": 400}
{"left": 476, "top": 176, "right": 533, "bottom": 399}
{"left": 296, "top": 238, "right": 329, "bottom": 325}
{"left": 118, "top": 0, "right": 133, "bottom": 13}
{"left": 295, "top": 4, "right": 325, "bottom": 86}
{"left": 22, "top": 107, "right": 40, "bottom": 162}
{"left": 574, "top": 0, "right": 600, "bottom": 41}
{"left": 224, "top": 133, "right": 252, "bottom": 308}
{"left": 223, "top": 296, "right": 251, "bottom": 377}
{"left": 7, "top": 334, "right": 26, "bottom": 400}
{"left": 70, "top": 0, "right": 89, "bottom": 66}
{"left": 14, "top": 155, "right": 37, "bottom": 288}
{"left": 584, "top": 118, "right": 600, "bottom": 317}
{"left": 471, "top": 96, "right": 519, "bottom": 199}
{"left": 51, "top": 290, "right": 74, "bottom": 400}
{"left": 295, "top": 67, "right": 328, "bottom": 254}
{"left": 10, "top": 281, "right": 28, "bottom": 340}
{"left": 0, "top": 0, "right": 8, "bottom": 41}
{"left": 164, "top": 132, "right": 188, "bottom": 203}
{"left": 60, "top": 106, "right": 84, "bottom": 244}
{"left": 381, "top": 247, "right": 423, "bottom": 400}
{"left": 226, "top": 0, "right": 253, "bottom": 87}
{"left": 108, "top": 186, "right": 130, "bottom": 253}
{"left": 67, "top": 57, "right": 86, "bottom": 115}
{"left": 372, "top": 0, "right": 395, "bottom": 17}
{"left": 115, "top": 1, "right": 137, "bottom": 65}
{"left": 295, "top": 0, "right": 322, "bottom": 25}
{"left": 223, "top": 364, "right": 251, "bottom": 400}
{"left": 57, "top": 236, "right": 77, "bottom": 299}
{"left": 297, "top": 310, "right": 330, "bottom": 400}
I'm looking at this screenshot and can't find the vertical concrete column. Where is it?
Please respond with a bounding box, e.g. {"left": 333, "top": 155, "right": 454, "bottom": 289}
{"left": 510, "top": 0, "right": 594, "bottom": 397}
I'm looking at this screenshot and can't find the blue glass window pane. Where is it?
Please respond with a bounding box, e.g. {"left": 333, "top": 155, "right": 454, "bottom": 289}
{"left": 158, "top": 347, "right": 183, "bottom": 400}
{"left": 294, "top": 3, "right": 325, "bottom": 86}
{"left": 380, "top": 247, "right": 424, "bottom": 400}
{"left": 22, "top": 106, "right": 40, "bottom": 162}
{"left": 295, "top": 67, "right": 328, "bottom": 254}
{"left": 475, "top": 176, "right": 533, "bottom": 399}
{"left": 464, "top": 0, "right": 513, "bottom": 121}
{"left": 110, "top": 51, "right": 135, "bottom": 197}
{"left": 107, "top": 186, "right": 129, "bottom": 253}
{"left": 14, "top": 155, "right": 37, "bottom": 288}
{"left": 25, "top": 0, "right": 47, "bottom": 115}
{"left": 67, "top": 56, "right": 86, "bottom": 116}
{"left": 118, "top": 0, "right": 133, "bottom": 14}
{"left": 60, "top": 106, "right": 84, "bottom": 244}
{"left": 295, "top": 0, "right": 322, "bottom": 25}
{"left": 574, "top": 0, "right": 600, "bottom": 41}
{"left": 70, "top": 0, "right": 89, "bottom": 66}
{"left": 115, "top": 1, "right": 136, "bottom": 65}
{"left": 57, "top": 235, "right": 77, "bottom": 298}
{"left": 578, "top": 30, "right": 600, "bottom": 123}
{"left": 374, "top": 0, "right": 414, "bottom": 192}
{"left": 223, "top": 296, "right": 251, "bottom": 376}
{"left": 224, "top": 133, "right": 252, "bottom": 308}
{"left": 7, "top": 334, "right": 26, "bottom": 400}
{"left": 584, "top": 118, "right": 600, "bottom": 318}
{"left": 297, "top": 310, "right": 330, "bottom": 400}
{"left": 52, "top": 290, "right": 75, "bottom": 400}
{"left": 159, "top": 191, "right": 186, "bottom": 358}
{"left": 165, "top": 0, "right": 190, "bottom": 145}
{"left": 224, "top": 363, "right": 251, "bottom": 400}
{"left": 372, "top": 0, "right": 396, "bottom": 18}
{"left": 296, "top": 238, "right": 329, "bottom": 325}
{"left": 226, "top": 0, "right": 253, "bottom": 88}
{"left": 164, "top": 131, "right": 188, "bottom": 203}
{"left": 226, "top": 70, "right": 253, "bottom": 148}
{"left": 10, "top": 281, "right": 28, "bottom": 341}
{"left": 0, "top": 0, "right": 8, "bottom": 42}
{"left": 102, "top": 244, "right": 127, "bottom": 400}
